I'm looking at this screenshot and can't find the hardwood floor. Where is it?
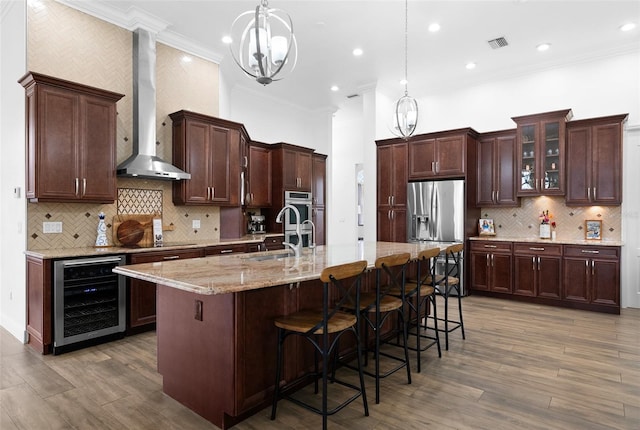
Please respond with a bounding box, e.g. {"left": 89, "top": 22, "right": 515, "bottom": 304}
{"left": 1, "top": 296, "right": 639, "bottom": 429}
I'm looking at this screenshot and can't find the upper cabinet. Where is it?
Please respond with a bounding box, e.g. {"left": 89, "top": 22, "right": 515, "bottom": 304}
{"left": 566, "top": 114, "right": 627, "bottom": 206}
{"left": 246, "top": 141, "right": 272, "bottom": 208}
{"left": 475, "top": 130, "right": 518, "bottom": 207}
{"left": 20, "top": 72, "right": 124, "bottom": 203}
{"left": 271, "top": 143, "right": 314, "bottom": 194}
{"left": 170, "top": 110, "right": 242, "bottom": 206}
{"left": 312, "top": 153, "right": 327, "bottom": 207}
{"left": 512, "top": 109, "right": 573, "bottom": 197}
{"left": 408, "top": 129, "right": 477, "bottom": 180}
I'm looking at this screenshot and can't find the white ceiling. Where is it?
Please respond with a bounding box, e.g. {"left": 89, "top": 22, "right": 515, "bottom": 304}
{"left": 59, "top": 0, "right": 639, "bottom": 112}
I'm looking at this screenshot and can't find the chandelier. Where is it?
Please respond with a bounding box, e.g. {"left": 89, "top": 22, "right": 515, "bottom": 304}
{"left": 392, "top": 0, "right": 418, "bottom": 138}
{"left": 229, "top": 0, "right": 297, "bottom": 85}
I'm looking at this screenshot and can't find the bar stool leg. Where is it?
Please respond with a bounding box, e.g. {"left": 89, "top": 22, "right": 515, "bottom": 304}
{"left": 270, "top": 328, "right": 285, "bottom": 420}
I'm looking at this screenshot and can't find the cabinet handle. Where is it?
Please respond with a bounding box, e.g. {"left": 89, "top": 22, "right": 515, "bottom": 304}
{"left": 492, "top": 191, "right": 495, "bottom": 202}
{"left": 82, "top": 178, "right": 86, "bottom": 197}
{"left": 75, "top": 178, "right": 79, "bottom": 196}
{"left": 593, "top": 187, "right": 597, "bottom": 200}
{"left": 388, "top": 210, "right": 392, "bottom": 221}
{"left": 537, "top": 256, "right": 541, "bottom": 271}
{"left": 220, "top": 249, "right": 233, "bottom": 254}
{"left": 431, "top": 161, "right": 436, "bottom": 173}
{"left": 591, "top": 260, "right": 595, "bottom": 276}
{"left": 529, "top": 247, "right": 545, "bottom": 251}
{"left": 486, "top": 254, "right": 490, "bottom": 267}
{"left": 496, "top": 190, "right": 499, "bottom": 201}
{"left": 491, "top": 254, "right": 495, "bottom": 267}
{"left": 436, "top": 161, "right": 440, "bottom": 173}
{"left": 391, "top": 195, "right": 395, "bottom": 206}
{"left": 580, "top": 249, "right": 599, "bottom": 254}
{"left": 483, "top": 244, "right": 497, "bottom": 249}
{"left": 587, "top": 187, "right": 591, "bottom": 200}
{"left": 211, "top": 187, "right": 215, "bottom": 199}
{"left": 585, "top": 260, "right": 589, "bottom": 276}
{"left": 163, "top": 255, "right": 180, "bottom": 260}
{"left": 243, "top": 155, "right": 248, "bottom": 168}
{"left": 532, "top": 256, "right": 536, "bottom": 271}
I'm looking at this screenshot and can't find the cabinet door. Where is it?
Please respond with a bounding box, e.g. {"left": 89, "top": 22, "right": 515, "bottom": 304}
{"left": 590, "top": 258, "right": 619, "bottom": 306}
{"left": 495, "top": 134, "right": 517, "bottom": 206}
{"left": 537, "top": 256, "right": 562, "bottom": 299}
{"left": 296, "top": 151, "right": 313, "bottom": 191}
{"left": 312, "top": 206, "right": 325, "bottom": 246}
{"left": 541, "top": 120, "right": 563, "bottom": 194}
{"left": 475, "top": 138, "right": 495, "bottom": 207}
{"left": 517, "top": 123, "right": 538, "bottom": 196}
{"left": 282, "top": 149, "right": 299, "bottom": 190}
{"left": 469, "top": 251, "right": 490, "bottom": 291}
{"left": 435, "top": 135, "right": 465, "bottom": 177}
{"left": 210, "top": 126, "right": 233, "bottom": 204}
{"left": 408, "top": 139, "right": 437, "bottom": 179}
{"left": 377, "top": 208, "right": 394, "bottom": 242}
{"left": 566, "top": 126, "right": 591, "bottom": 205}
{"left": 377, "top": 145, "right": 394, "bottom": 207}
{"left": 491, "top": 253, "right": 512, "bottom": 293}
{"left": 390, "top": 144, "right": 408, "bottom": 207}
{"left": 562, "top": 258, "right": 589, "bottom": 303}
{"left": 312, "top": 155, "right": 326, "bottom": 206}
{"left": 247, "top": 145, "right": 272, "bottom": 207}
{"left": 182, "top": 120, "right": 212, "bottom": 204}
{"left": 591, "top": 123, "right": 622, "bottom": 205}
{"left": 513, "top": 255, "right": 536, "bottom": 296}
{"left": 80, "top": 95, "right": 117, "bottom": 201}
{"left": 36, "top": 86, "right": 80, "bottom": 200}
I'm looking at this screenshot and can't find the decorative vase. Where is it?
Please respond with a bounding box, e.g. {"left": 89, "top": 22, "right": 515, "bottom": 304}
{"left": 539, "top": 223, "right": 551, "bottom": 239}
{"left": 95, "top": 212, "right": 109, "bottom": 247}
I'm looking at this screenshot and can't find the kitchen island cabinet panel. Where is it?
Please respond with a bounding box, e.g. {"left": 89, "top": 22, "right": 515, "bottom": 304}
{"left": 26, "top": 256, "right": 52, "bottom": 354}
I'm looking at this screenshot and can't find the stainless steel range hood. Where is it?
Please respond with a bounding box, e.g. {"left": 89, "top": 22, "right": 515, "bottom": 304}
{"left": 117, "top": 28, "right": 190, "bottom": 181}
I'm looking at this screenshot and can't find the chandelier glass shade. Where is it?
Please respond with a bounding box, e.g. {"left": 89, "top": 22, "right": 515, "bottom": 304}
{"left": 229, "top": 0, "right": 297, "bottom": 85}
{"left": 392, "top": 0, "right": 418, "bottom": 138}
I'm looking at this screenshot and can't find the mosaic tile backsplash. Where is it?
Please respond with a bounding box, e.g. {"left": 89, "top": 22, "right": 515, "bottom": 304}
{"left": 481, "top": 196, "right": 621, "bottom": 241}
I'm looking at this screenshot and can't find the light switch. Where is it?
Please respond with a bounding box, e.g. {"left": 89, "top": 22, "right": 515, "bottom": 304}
{"left": 43, "top": 222, "right": 62, "bottom": 233}
{"left": 192, "top": 219, "right": 201, "bottom": 229}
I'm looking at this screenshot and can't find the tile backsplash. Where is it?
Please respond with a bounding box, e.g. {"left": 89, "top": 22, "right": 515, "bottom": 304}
{"left": 481, "top": 196, "right": 621, "bottom": 241}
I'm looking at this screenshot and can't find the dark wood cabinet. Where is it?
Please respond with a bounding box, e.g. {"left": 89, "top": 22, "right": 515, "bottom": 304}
{"left": 128, "top": 248, "right": 204, "bottom": 331}
{"left": 476, "top": 130, "right": 518, "bottom": 207}
{"left": 563, "top": 245, "right": 620, "bottom": 312}
{"left": 513, "top": 243, "right": 562, "bottom": 299}
{"left": 311, "top": 153, "right": 327, "bottom": 245}
{"left": 26, "top": 256, "right": 53, "bottom": 354}
{"left": 469, "top": 241, "right": 512, "bottom": 293}
{"left": 263, "top": 235, "right": 285, "bottom": 250}
{"left": 312, "top": 206, "right": 325, "bottom": 246}
{"left": 246, "top": 142, "right": 272, "bottom": 207}
{"left": 408, "top": 130, "right": 476, "bottom": 180}
{"left": 376, "top": 141, "right": 407, "bottom": 242}
{"left": 271, "top": 144, "right": 313, "bottom": 192}
{"left": 205, "top": 244, "right": 248, "bottom": 256}
{"left": 513, "top": 109, "right": 573, "bottom": 197}
{"left": 566, "top": 114, "right": 627, "bottom": 206}
{"left": 170, "top": 110, "right": 242, "bottom": 206}
{"left": 20, "top": 72, "right": 123, "bottom": 203}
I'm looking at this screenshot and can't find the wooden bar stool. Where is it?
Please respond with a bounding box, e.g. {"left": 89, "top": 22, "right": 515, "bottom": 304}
{"left": 342, "top": 252, "right": 412, "bottom": 404}
{"left": 429, "top": 243, "right": 465, "bottom": 350}
{"left": 390, "top": 247, "right": 441, "bottom": 373}
{"left": 270, "top": 260, "right": 369, "bottom": 430}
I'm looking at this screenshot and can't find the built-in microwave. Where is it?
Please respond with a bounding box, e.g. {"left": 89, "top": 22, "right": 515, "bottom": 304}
{"left": 283, "top": 191, "right": 312, "bottom": 232}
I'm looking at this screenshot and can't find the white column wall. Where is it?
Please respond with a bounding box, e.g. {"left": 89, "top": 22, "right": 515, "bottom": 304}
{"left": 0, "top": 0, "right": 27, "bottom": 340}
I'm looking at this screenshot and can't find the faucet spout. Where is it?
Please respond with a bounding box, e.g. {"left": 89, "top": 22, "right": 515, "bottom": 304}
{"left": 275, "top": 204, "right": 302, "bottom": 258}
{"left": 301, "top": 219, "right": 316, "bottom": 249}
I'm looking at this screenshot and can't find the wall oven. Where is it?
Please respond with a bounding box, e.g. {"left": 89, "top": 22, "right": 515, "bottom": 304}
{"left": 283, "top": 190, "right": 313, "bottom": 232}
{"left": 53, "top": 255, "right": 126, "bottom": 354}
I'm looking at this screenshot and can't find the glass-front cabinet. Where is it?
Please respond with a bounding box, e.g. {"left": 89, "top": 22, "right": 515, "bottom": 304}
{"left": 512, "top": 109, "right": 573, "bottom": 196}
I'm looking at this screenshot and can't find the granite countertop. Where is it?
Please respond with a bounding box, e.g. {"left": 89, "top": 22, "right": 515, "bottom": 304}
{"left": 469, "top": 236, "right": 623, "bottom": 247}
{"left": 24, "top": 233, "right": 284, "bottom": 260}
{"left": 113, "top": 241, "right": 454, "bottom": 296}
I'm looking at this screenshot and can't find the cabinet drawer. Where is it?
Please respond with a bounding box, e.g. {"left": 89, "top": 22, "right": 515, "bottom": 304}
{"left": 469, "top": 240, "right": 512, "bottom": 253}
{"left": 130, "top": 248, "right": 204, "bottom": 264}
{"left": 264, "top": 236, "right": 285, "bottom": 250}
{"left": 513, "top": 243, "right": 562, "bottom": 256}
{"left": 563, "top": 245, "right": 619, "bottom": 259}
{"left": 205, "top": 244, "right": 247, "bottom": 256}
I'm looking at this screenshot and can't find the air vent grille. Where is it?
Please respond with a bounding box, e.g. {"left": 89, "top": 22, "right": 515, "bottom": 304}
{"left": 346, "top": 94, "right": 360, "bottom": 99}
{"left": 488, "top": 37, "right": 509, "bottom": 49}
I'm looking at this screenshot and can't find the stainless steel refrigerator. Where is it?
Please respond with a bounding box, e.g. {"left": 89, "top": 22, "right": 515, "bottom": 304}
{"left": 407, "top": 179, "right": 465, "bottom": 243}
{"left": 407, "top": 179, "right": 466, "bottom": 294}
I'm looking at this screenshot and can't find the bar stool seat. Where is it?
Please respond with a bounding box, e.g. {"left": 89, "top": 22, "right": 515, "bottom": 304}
{"left": 271, "top": 260, "right": 369, "bottom": 430}
{"left": 357, "top": 293, "right": 403, "bottom": 313}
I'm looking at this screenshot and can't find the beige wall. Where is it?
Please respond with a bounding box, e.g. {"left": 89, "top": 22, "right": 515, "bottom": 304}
{"left": 26, "top": 0, "right": 223, "bottom": 249}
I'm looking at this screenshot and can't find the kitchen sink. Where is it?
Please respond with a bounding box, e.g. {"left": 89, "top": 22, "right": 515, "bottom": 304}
{"left": 242, "top": 251, "right": 293, "bottom": 262}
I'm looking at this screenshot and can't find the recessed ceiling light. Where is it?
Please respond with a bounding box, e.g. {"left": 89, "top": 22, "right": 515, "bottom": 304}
{"left": 466, "top": 62, "right": 476, "bottom": 70}
{"left": 620, "top": 22, "right": 636, "bottom": 32}
{"left": 182, "top": 55, "right": 192, "bottom": 63}
{"left": 222, "top": 35, "right": 233, "bottom": 44}
{"left": 399, "top": 79, "right": 408, "bottom": 85}
{"left": 536, "top": 43, "right": 551, "bottom": 52}
{"left": 428, "top": 23, "right": 440, "bottom": 33}
{"left": 330, "top": 85, "right": 339, "bottom": 92}
{"left": 353, "top": 48, "right": 363, "bottom": 57}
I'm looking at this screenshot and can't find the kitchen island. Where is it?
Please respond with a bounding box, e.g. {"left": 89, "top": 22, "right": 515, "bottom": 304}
{"left": 113, "top": 241, "right": 451, "bottom": 429}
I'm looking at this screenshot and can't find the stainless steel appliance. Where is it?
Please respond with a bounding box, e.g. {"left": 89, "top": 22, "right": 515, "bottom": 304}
{"left": 284, "top": 230, "right": 312, "bottom": 248}
{"left": 53, "top": 255, "right": 126, "bottom": 354}
{"left": 283, "top": 191, "right": 312, "bottom": 234}
{"left": 248, "top": 214, "right": 266, "bottom": 234}
{"left": 407, "top": 180, "right": 465, "bottom": 295}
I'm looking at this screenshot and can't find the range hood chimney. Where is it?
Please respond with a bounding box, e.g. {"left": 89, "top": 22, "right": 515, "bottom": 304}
{"left": 117, "top": 28, "right": 191, "bottom": 180}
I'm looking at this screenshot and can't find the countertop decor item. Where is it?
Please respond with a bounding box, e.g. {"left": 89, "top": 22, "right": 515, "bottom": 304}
{"left": 539, "top": 210, "right": 554, "bottom": 239}
{"left": 585, "top": 220, "right": 602, "bottom": 240}
{"left": 95, "top": 212, "right": 109, "bottom": 247}
{"left": 479, "top": 218, "right": 496, "bottom": 236}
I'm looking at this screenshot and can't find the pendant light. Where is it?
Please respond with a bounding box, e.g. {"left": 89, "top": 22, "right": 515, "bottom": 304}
{"left": 229, "top": 0, "right": 297, "bottom": 85}
{"left": 393, "top": 0, "right": 418, "bottom": 138}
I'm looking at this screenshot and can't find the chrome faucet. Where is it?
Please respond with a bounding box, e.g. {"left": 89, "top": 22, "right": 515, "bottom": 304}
{"left": 275, "top": 204, "right": 302, "bottom": 258}
{"left": 301, "top": 219, "right": 316, "bottom": 249}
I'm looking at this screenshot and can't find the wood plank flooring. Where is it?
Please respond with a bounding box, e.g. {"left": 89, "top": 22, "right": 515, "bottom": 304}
{"left": 1, "top": 296, "right": 639, "bottom": 429}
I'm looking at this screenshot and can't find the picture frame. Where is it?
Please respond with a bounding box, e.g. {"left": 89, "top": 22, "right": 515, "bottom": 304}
{"left": 585, "top": 220, "right": 602, "bottom": 240}
{"left": 478, "top": 218, "right": 496, "bottom": 236}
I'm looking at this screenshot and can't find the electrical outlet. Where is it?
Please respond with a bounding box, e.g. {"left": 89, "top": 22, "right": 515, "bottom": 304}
{"left": 192, "top": 219, "right": 201, "bottom": 229}
{"left": 43, "top": 221, "right": 62, "bottom": 233}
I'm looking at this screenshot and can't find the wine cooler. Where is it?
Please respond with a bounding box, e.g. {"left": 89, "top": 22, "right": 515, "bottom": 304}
{"left": 53, "top": 255, "right": 126, "bottom": 354}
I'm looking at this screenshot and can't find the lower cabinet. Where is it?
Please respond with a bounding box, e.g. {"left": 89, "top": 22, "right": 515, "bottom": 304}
{"left": 469, "top": 240, "right": 620, "bottom": 314}
{"left": 377, "top": 207, "right": 407, "bottom": 242}
{"left": 469, "top": 241, "right": 512, "bottom": 293}
{"left": 513, "top": 243, "right": 562, "bottom": 299}
{"left": 205, "top": 243, "right": 249, "bottom": 256}
{"left": 128, "top": 248, "right": 204, "bottom": 332}
{"left": 263, "top": 235, "right": 285, "bottom": 250}
{"left": 563, "top": 245, "right": 620, "bottom": 310}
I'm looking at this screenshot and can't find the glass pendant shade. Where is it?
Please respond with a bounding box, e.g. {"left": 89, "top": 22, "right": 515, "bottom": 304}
{"left": 393, "top": 94, "right": 419, "bottom": 138}
{"left": 230, "top": 1, "right": 297, "bottom": 85}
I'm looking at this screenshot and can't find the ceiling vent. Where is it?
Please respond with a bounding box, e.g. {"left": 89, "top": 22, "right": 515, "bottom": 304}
{"left": 488, "top": 37, "right": 509, "bottom": 49}
{"left": 346, "top": 93, "right": 360, "bottom": 99}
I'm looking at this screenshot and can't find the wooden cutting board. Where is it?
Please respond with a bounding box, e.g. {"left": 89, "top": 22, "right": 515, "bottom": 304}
{"left": 112, "top": 214, "right": 164, "bottom": 247}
